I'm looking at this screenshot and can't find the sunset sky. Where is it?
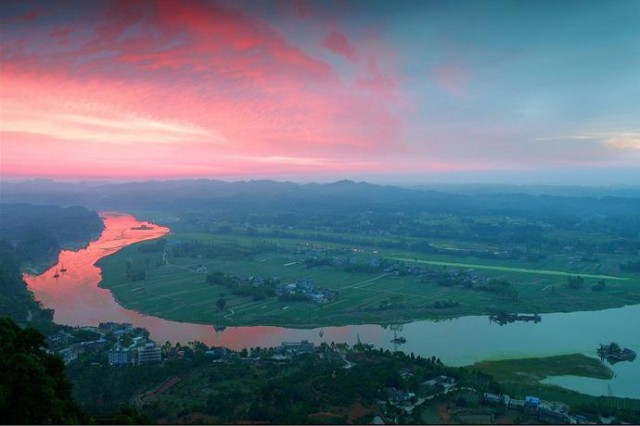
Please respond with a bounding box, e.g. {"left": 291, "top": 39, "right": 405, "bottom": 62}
{"left": 1, "top": 0, "right": 639, "bottom": 184}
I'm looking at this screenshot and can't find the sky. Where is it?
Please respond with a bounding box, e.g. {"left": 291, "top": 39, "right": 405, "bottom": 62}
{"left": 1, "top": 0, "right": 639, "bottom": 185}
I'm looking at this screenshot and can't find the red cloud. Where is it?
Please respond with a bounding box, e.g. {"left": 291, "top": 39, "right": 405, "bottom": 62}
{"left": 323, "top": 29, "right": 358, "bottom": 61}
{"left": 1, "top": 0, "right": 405, "bottom": 180}
{"left": 23, "top": 11, "right": 39, "bottom": 21}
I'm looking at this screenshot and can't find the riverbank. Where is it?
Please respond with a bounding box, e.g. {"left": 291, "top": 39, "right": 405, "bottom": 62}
{"left": 473, "top": 354, "right": 610, "bottom": 399}
{"left": 472, "top": 354, "right": 640, "bottom": 411}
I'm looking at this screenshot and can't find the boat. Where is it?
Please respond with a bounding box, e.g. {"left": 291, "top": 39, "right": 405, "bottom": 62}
{"left": 60, "top": 263, "right": 67, "bottom": 273}
{"left": 489, "top": 312, "right": 541, "bottom": 326}
{"left": 53, "top": 268, "right": 60, "bottom": 278}
{"left": 213, "top": 325, "right": 226, "bottom": 332}
{"left": 319, "top": 328, "right": 325, "bottom": 337}
{"left": 130, "top": 224, "right": 154, "bottom": 231}
{"left": 597, "top": 342, "right": 637, "bottom": 364}
{"left": 391, "top": 336, "right": 407, "bottom": 344}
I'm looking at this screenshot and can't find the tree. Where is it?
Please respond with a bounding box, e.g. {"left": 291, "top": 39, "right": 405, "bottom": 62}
{"left": 216, "top": 296, "right": 227, "bottom": 311}
{"left": 592, "top": 279, "right": 606, "bottom": 291}
{"left": 567, "top": 275, "right": 584, "bottom": 289}
{"left": 0, "top": 317, "right": 85, "bottom": 424}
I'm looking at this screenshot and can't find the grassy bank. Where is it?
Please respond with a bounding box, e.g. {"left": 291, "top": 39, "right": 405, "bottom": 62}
{"left": 471, "top": 354, "right": 640, "bottom": 408}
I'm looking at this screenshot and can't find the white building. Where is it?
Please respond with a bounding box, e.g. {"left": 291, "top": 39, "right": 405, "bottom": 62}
{"left": 138, "top": 342, "right": 162, "bottom": 364}
{"left": 108, "top": 346, "right": 132, "bottom": 366}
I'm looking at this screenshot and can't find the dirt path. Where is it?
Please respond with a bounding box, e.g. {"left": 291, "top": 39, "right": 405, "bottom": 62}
{"left": 338, "top": 273, "right": 392, "bottom": 291}
{"left": 393, "top": 257, "right": 626, "bottom": 281}
{"left": 223, "top": 308, "right": 236, "bottom": 321}
{"left": 136, "top": 375, "right": 182, "bottom": 407}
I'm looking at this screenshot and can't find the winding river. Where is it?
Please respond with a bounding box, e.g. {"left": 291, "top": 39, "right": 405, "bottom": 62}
{"left": 24, "top": 212, "right": 640, "bottom": 399}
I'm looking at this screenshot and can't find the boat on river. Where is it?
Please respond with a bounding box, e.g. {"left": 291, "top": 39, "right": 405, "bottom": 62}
{"left": 130, "top": 224, "right": 154, "bottom": 231}
{"left": 598, "top": 342, "right": 637, "bottom": 364}
{"left": 391, "top": 336, "right": 407, "bottom": 344}
{"left": 489, "top": 312, "right": 541, "bottom": 326}
{"left": 53, "top": 268, "right": 60, "bottom": 278}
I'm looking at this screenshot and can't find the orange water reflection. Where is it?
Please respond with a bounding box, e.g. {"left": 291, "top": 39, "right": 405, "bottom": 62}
{"left": 24, "top": 212, "right": 383, "bottom": 348}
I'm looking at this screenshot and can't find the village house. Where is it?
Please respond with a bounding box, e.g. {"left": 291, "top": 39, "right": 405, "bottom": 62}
{"left": 46, "top": 330, "right": 72, "bottom": 347}
{"left": 297, "top": 278, "right": 314, "bottom": 292}
{"left": 75, "top": 338, "right": 108, "bottom": 353}
{"left": 58, "top": 347, "right": 78, "bottom": 364}
{"left": 524, "top": 395, "right": 540, "bottom": 413}
{"left": 483, "top": 392, "right": 510, "bottom": 406}
{"left": 538, "top": 404, "right": 570, "bottom": 424}
{"left": 398, "top": 367, "right": 413, "bottom": 379}
{"left": 308, "top": 292, "right": 328, "bottom": 304}
{"left": 422, "top": 375, "right": 457, "bottom": 393}
{"left": 508, "top": 398, "right": 526, "bottom": 411}
{"left": 277, "top": 340, "right": 315, "bottom": 355}
{"left": 204, "top": 347, "right": 230, "bottom": 360}
{"left": 385, "top": 387, "right": 414, "bottom": 404}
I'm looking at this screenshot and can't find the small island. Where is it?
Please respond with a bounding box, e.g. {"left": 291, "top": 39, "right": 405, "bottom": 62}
{"left": 130, "top": 224, "right": 155, "bottom": 231}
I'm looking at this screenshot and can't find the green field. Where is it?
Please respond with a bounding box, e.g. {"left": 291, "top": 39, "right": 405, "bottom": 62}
{"left": 97, "top": 224, "right": 640, "bottom": 327}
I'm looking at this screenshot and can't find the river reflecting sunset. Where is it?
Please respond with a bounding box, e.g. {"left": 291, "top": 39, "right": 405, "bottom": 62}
{"left": 24, "top": 212, "right": 384, "bottom": 349}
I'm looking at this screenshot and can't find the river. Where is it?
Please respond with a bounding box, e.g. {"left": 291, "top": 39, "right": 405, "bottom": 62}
{"left": 24, "top": 212, "right": 640, "bottom": 399}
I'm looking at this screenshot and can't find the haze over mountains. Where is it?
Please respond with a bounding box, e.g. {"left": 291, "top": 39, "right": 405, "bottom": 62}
{"left": 2, "top": 179, "right": 639, "bottom": 217}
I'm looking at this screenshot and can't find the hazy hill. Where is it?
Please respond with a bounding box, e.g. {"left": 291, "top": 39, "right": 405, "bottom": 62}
{"left": 1, "top": 179, "right": 639, "bottom": 220}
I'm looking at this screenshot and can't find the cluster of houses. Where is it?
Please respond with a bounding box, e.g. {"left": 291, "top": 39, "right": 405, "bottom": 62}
{"left": 48, "top": 322, "right": 164, "bottom": 367}
{"left": 46, "top": 327, "right": 113, "bottom": 364}
{"left": 108, "top": 341, "right": 162, "bottom": 366}
{"left": 275, "top": 278, "right": 339, "bottom": 304}
{"left": 302, "top": 250, "right": 496, "bottom": 290}
{"left": 386, "top": 374, "right": 458, "bottom": 404}
{"left": 483, "top": 392, "right": 584, "bottom": 424}
{"left": 57, "top": 337, "right": 109, "bottom": 364}
{"left": 46, "top": 329, "right": 74, "bottom": 347}
{"left": 99, "top": 321, "right": 134, "bottom": 335}
{"left": 100, "top": 322, "right": 163, "bottom": 366}
{"left": 236, "top": 274, "right": 280, "bottom": 287}
{"left": 274, "top": 339, "right": 316, "bottom": 355}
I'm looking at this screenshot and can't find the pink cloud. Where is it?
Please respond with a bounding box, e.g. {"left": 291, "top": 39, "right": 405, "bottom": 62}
{"left": 355, "top": 54, "right": 397, "bottom": 100}
{"left": 432, "top": 64, "right": 468, "bottom": 98}
{"left": 323, "top": 29, "right": 358, "bottom": 61}
{"left": 0, "top": 1, "right": 408, "bottom": 180}
{"left": 22, "top": 10, "right": 39, "bottom": 21}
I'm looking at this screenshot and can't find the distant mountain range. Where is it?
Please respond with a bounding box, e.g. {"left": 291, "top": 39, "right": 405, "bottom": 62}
{"left": 1, "top": 179, "right": 639, "bottom": 218}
